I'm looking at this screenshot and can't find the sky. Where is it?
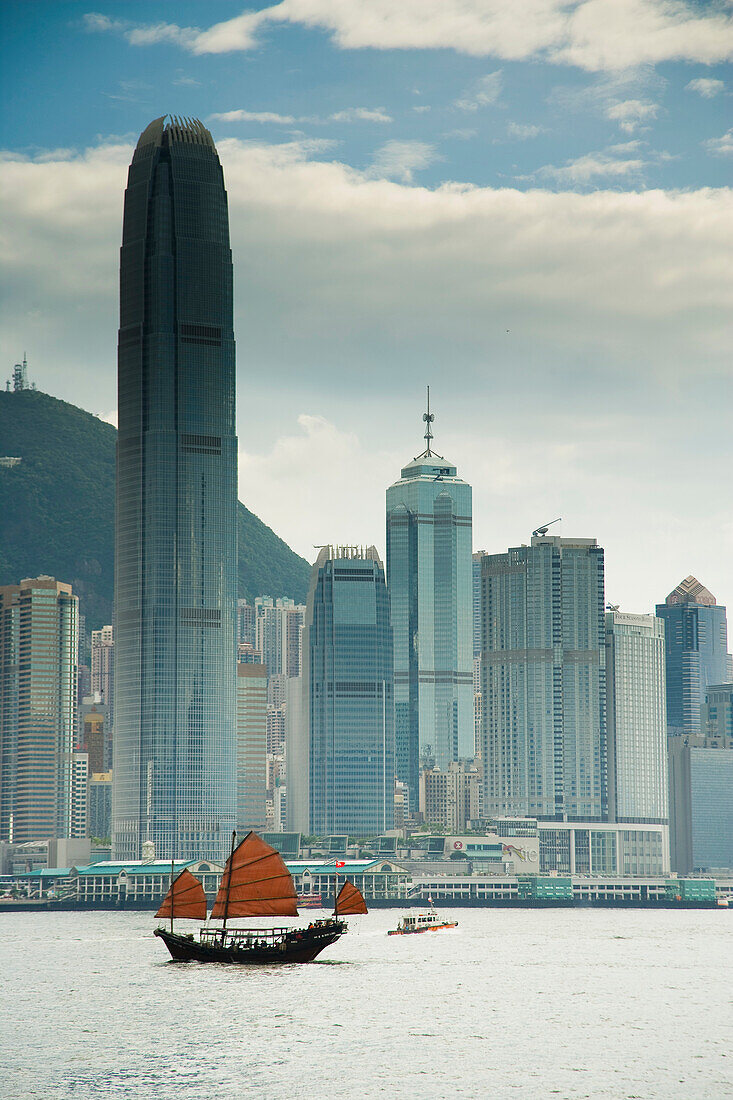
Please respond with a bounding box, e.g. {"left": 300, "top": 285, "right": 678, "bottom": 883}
{"left": 1, "top": 0, "right": 732, "bottom": 615}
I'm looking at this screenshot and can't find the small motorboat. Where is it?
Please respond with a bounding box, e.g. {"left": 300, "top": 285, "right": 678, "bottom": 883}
{"left": 387, "top": 909, "right": 458, "bottom": 936}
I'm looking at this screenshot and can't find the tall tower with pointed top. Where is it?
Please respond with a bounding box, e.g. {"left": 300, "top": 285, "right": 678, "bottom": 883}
{"left": 386, "top": 396, "right": 473, "bottom": 806}
{"left": 113, "top": 116, "right": 237, "bottom": 862}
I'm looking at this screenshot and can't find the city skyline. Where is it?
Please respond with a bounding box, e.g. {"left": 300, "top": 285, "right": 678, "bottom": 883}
{"left": 1, "top": 1, "right": 731, "bottom": 619}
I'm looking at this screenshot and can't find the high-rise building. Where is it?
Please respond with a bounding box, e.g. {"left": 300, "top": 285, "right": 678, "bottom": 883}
{"left": 236, "top": 664, "right": 268, "bottom": 832}
{"left": 299, "top": 546, "right": 394, "bottom": 837}
{"left": 236, "top": 599, "right": 256, "bottom": 648}
{"left": 70, "top": 752, "right": 89, "bottom": 839}
{"left": 386, "top": 399, "right": 473, "bottom": 804}
{"left": 668, "top": 730, "right": 733, "bottom": 873}
{"left": 113, "top": 116, "right": 237, "bottom": 862}
{"left": 656, "top": 577, "right": 730, "bottom": 737}
{"left": 89, "top": 772, "right": 112, "bottom": 841}
{"left": 605, "top": 612, "right": 668, "bottom": 824}
{"left": 419, "top": 760, "right": 480, "bottom": 833}
{"left": 90, "top": 625, "right": 114, "bottom": 724}
{"left": 0, "top": 576, "right": 78, "bottom": 843}
{"left": 479, "top": 536, "right": 607, "bottom": 821}
{"left": 701, "top": 683, "right": 733, "bottom": 739}
{"left": 255, "top": 598, "right": 305, "bottom": 678}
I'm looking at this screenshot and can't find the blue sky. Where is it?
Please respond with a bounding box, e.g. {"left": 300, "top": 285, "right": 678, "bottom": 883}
{"left": 1, "top": 1, "right": 732, "bottom": 613}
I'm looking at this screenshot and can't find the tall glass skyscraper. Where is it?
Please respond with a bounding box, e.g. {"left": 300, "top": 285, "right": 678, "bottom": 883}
{"left": 605, "top": 612, "right": 668, "bottom": 824}
{"left": 386, "top": 402, "right": 473, "bottom": 803}
{"left": 479, "top": 536, "right": 607, "bottom": 821}
{"left": 113, "top": 117, "right": 237, "bottom": 862}
{"left": 656, "top": 576, "right": 730, "bottom": 738}
{"left": 303, "top": 546, "right": 394, "bottom": 836}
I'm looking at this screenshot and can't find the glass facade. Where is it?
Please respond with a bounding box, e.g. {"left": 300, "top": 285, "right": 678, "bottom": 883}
{"left": 113, "top": 117, "right": 237, "bottom": 862}
{"left": 480, "top": 537, "right": 607, "bottom": 821}
{"left": 0, "top": 578, "right": 78, "bottom": 843}
{"left": 305, "top": 547, "right": 394, "bottom": 836}
{"left": 656, "top": 578, "right": 729, "bottom": 737}
{"left": 386, "top": 442, "right": 473, "bottom": 803}
{"left": 605, "top": 612, "right": 668, "bottom": 824}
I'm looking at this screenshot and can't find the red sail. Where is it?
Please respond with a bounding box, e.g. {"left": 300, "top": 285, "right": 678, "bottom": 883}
{"left": 335, "top": 879, "right": 368, "bottom": 915}
{"left": 156, "top": 868, "right": 207, "bottom": 920}
{"left": 210, "top": 832, "right": 298, "bottom": 919}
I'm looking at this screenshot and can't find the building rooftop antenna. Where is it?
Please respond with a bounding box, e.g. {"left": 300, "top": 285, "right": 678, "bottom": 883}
{"left": 422, "top": 385, "right": 434, "bottom": 456}
{"left": 532, "top": 518, "right": 561, "bottom": 538}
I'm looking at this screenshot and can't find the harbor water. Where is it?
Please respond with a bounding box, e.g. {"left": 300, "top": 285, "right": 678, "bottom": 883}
{"left": 1, "top": 907, "right": 729, "bottom": 1099}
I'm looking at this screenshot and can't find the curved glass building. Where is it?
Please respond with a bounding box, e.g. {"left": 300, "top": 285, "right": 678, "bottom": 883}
{"left": 113, "top": 116, "right": 237, "bottom": 862}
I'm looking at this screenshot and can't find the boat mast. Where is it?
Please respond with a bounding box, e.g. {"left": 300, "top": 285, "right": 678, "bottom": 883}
{"left": 221, "top": 829, "right": 236, "bottom": 932}
{"left": 170, "top": 859, "right": 174, "bottom": 934}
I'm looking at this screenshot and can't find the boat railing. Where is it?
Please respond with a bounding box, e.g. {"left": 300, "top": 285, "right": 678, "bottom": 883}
{"left": 200, "top": 926, "right": 290, "bottom": 942}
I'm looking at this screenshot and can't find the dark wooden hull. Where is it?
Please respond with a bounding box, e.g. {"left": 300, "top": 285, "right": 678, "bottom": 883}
{"left": 154, "top": 921, "right": 346, "bottom": 964}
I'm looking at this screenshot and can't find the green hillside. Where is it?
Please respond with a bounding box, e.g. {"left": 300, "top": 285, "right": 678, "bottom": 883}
{"left": 0, "top": 390, "right": 310, "bottom": 628}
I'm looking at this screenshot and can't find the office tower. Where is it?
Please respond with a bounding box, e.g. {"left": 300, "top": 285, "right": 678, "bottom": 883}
{"left": 701, "top": 683, "right": 733, "bottom": 739}
{"left": 605, "top": 612, "right": 668, "bottom": 824}
{"left": 386, "top": 399, "right": 473, "bottom": 804}
{"left": 89, "top": 772, "right": 112, "bottom": 840}
{"left": 114, "top": 116, "right": 237, "bottom": 862}
{"left": 301, "top": 546, "right": 394, "bottom": 836}
{"left": 472, "top": 552, "right": 484, "bottom": 659}
{"left": 78, "top": 699, "right": 106, "bottom": 774}
{"left": 0, "top": 576, "right": 78, "bottom": 843}
{"left": 236, "top": 664, "right": 268, "bottom": 832}
{"left": 656, "top": 576, "right": 730, "bottom": 737}
{"left": 90, "top": 625, "right": 114, "bottom": 726}
{"left": 480, "top": 536, "right": 607, "bottom": 821}
{"left": 668, "top": 728, "right": 733, "bottom": 873}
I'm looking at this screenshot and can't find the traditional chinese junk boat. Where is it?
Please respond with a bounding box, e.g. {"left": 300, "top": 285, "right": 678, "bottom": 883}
{"left": 154, "top": 831, "right": 367, "bottom": 964}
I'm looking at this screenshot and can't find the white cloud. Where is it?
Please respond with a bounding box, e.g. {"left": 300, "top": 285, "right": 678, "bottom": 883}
{"left": 367, "top": 140, "right": 438, "bottom": 182}
{"left": 536, "top": 145, "right": 646, "bottom": 182}
{"left": 329, "top": 107, "right": 392, "bottom": 123}
{"left": 507, "top": 122, "right": 545, "bottom": 139}
{"left": 455, "top": 71, "right": 503, "bottom": 111}
{"left": 685, "top": 77, "right": 725, "bottom": 98}
{"left": 2, "top": 136, "right": 732, "bottom": 608}
{"left": 84, "top": 2, "right": 733, "bottom": 72}
{"left": 209, "top": 109, "right": 297, "bottom": 124}
{"left": 605, "top": 98, "right": 659, "bottom": 133}
{"left": 704, "top": 129, "right": 733, "bottom": 156}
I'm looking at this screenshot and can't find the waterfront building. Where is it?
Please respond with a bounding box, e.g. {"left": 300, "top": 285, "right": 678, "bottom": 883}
{"left": 419, "top": 760, "right": 480, "bottom": 834}
{"left": 656, "top": 577, "right": 730, "bottom": 737}
{"left": 536, "top": 820, "right": 669, "bottom": 875}
{"left": 236, "top": 664, "right": 268, "bottom": 832}
{"left": 113, "top": 116, "right": 238, "bottom": 862}
{"left": 668, "top": 730, "right": 733, "bottom": 873}
{"left": 298, "top": 546, "right": 394, "bottom": 837}
{"left": 0, "top": 576, "right": 78, "bottom": 844}
{"left": 479, "top": 536, "right": 607, "bottom": 821}
{"left": 386, "top": 399, "right": 473, "bottom": 803}
{"left": 605, "top": 612, "right": 668, "bottom": 824}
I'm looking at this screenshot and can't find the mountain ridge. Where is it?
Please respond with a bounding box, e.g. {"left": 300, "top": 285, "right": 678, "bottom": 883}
{"left": 0, "top": 389, "right": 311, "bottom": 629}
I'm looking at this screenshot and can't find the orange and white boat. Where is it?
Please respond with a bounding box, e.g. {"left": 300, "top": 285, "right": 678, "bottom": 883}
{"left": 387, "top": 909, "right": 458, "bottom": 936}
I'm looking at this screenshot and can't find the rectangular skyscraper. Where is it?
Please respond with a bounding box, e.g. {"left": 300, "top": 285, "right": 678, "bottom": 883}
{"left": 656, "top": 576, "right": 730, "bottom": 738}
{"left": 300, "top": 546, "right": 394, "bottom": 836}
{"left": 386, "top": 402, "right": 473, "bottom": 805}
{"left": 0, "top": 576, "right": 78, "bottom": 843}
{"left": 113, "top": 116, "right": 237, "bottom": 862}
{"left": 605, "top": 612, "right": 668, "bottom": 824}
{"left": 479, "top": 536, "right": 607, "bottom": 821}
